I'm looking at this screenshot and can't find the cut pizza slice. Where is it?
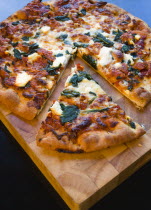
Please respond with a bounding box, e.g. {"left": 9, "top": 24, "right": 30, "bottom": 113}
{"left": 37, "top": 64, "right": 145, "bottom": 153}
{"left": 0, "top": 0, "right": 76, "bottom": 120}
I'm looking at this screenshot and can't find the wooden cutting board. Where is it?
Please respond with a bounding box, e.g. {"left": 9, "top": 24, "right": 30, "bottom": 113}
{"left": 1, "top": 57, "right": 151, "bottom": 210}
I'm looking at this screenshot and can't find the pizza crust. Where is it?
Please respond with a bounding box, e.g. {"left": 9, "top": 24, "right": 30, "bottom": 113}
{"left": 37, "top": 130, "right": 82, "bottom": 152}
{"left": 0, "top": 88, "right": 38, "bottom": 120}
{"left": 77, "top": 122, "right": 145, "bottom": 152}
{"left": 37, "top": 121, "right": 145, "bottom": 153}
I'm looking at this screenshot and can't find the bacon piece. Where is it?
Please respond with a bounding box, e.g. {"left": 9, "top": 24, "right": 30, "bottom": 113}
{"left": 70, "top": 117, "right": 92, "bottom": 133}
{"left": 147, "top": 61, "right": 151, "bottom": 77}
{"left": 106, "top": 118, "right": 119, "bottom": 128}
{"left": 32, "top": 92, "right": 48, "bottom": 109}
{"left": 0, "top": 68, "right": 10, "bottom": 78}
{"left": 42, "top": 18, "right": 61, "bottom": 30}
{"left": 110, "top": 63, "right": 128, "bottom": 79}
{"left": 79, "top": 95, "right": 89, "bottom": 110}
{"left": 96, "top": 8, "right": 112, "bottom": 15}
{"left": 87, "top": 43, "right": 102, "bottom": 55}
{"left": 115, "top": 14, "right": 131, "bottom": 30}
{"left": 71, "top": 33, "right": 91, "bottom": 42}
{"left": 100, "top": 22, "right": 112, "bottom": 33}
{"left": 21, "top": 0, "right": 51, "bottom": 21}
{"left": 120, "top": 32, "right": 133, "bottom": 43}
{"left": 136, "top": 39, "right": 145, "bottom": 49}
{"left": 22, "top": 87, "right": 36, "bottom": 98}
{"left": 38, "top": 48, "right": 55, "bottom": 62}
{"left": 43, "top": 113, "right": 62, "bottom": 130}
{"left": 76, "top": 63, "right": 84, "bottom": 71}
{"left": 96, "top": 118, "right": 107, "bottom": 128}
{"left": 4, "top": 77, "right": 16, "bottom": 87}
{"left": 133, "top": 62, "right": 147, "bottom": 70}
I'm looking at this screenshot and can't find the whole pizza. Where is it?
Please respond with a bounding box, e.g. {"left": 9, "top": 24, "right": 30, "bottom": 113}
{"left": 1, "top": 0, "right": 150, "bottom": 152}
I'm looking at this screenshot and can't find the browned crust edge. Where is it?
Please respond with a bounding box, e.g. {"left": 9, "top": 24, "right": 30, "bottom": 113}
{"left": 36, "top": 121, "right": 145, "bottom": 153}
{"left": 0, "top": 88, "right": 38, "bottom": 120}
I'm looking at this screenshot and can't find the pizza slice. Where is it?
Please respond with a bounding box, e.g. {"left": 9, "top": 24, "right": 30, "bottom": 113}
{"left": 37, "top": 64, "right": 145, "bottom": 153}
{"left": 0, "top": 0, "right": 76, "bottom": 120}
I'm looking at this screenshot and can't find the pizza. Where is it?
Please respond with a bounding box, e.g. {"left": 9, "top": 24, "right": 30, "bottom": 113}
{"left": 0, "top": 0, "right": 151, "bottom": 121}
{"left": 0, "top": 0, "right": 149, "bottom": 151}
{"left": 36, "top": 64, "right": 145, "bottom": 153}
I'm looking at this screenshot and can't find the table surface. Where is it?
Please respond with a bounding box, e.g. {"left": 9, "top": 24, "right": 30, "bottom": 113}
{"left": 0, "top": 0, "right": 151, "bottom": 209}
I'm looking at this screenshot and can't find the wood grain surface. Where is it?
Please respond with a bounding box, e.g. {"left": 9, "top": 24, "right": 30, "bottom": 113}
{"left": 1, "top": 58, "right": 151, "bottom": 210}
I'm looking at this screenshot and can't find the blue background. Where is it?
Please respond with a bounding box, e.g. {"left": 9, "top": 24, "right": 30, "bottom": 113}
{"left": 0, "top": 1, "right": 151, "bottom": 210}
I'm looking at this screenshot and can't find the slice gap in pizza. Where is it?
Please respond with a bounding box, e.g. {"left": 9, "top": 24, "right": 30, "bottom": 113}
{"left": 36, "top": 64, "right": 145, "bottom": 153}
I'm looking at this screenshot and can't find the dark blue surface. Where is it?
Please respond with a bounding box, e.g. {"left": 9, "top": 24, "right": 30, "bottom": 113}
{"left": 0, "top": 0, "right": 151, "bottom": 210}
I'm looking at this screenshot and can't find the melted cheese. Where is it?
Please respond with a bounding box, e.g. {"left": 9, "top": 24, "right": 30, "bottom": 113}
{"left": 53, "top": 54, "right": 68, "bottom": 67}
{"left": 67, "top": 78, "right": 105, "bottom": 98}
{"left": 98, "top": 47, "right": 113, "bottom": 66}
{"left": 47, "top": 80, "right": 54, "bottom": 89}
{"left": 114, "top": 62, "right": 122, "bottom": 68}
{"left": 51, "top": 101, "right": 63, "bottom": 115}
{"left": 135, "top": 34, "right": 141, "bottom": 40}
{"left": 28, "top": 53, "right": 40, "bottom": 62}
{"left": 76, "top": 79, "right": 105, "bottom": 95}
{"left": 40, "top": 26, "right": 51, "bottom": 34}
{"left": 82, "top": 15, "right": 107, "bottom": 30}
{"left": 15, "top": 72, "right": 32, "bottom": 87}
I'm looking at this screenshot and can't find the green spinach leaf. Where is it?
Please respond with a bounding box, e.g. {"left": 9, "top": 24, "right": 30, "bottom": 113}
{"left": 82, "top": 54, "right": 97, "bottom": 70}
{"left": 60, "top": 105, "right": 80, "bottom": 124}
{"left": 34, "top": 32, "right": 40, "bottom": 38}
{"left": 129, "top": 121, "right": 136, "bottom": 129}
{"left": 89, "top": 91, "right": 96, "bottom": 96}
{"left": 12, "top": 21, "right": 20, "bottom": 26}
{"left": 55, "top": 15, "right": 70, "bottom": 21}
{"left": 61, "top": 89, "right": 80, "bottom": 98}
{"left": 80, "top": 8, "right": 86, "bottom": 15}
{"left": 10, "top": 42, "right": 18, "bottom": 47}
{"left": 55, "top": 53, "right": 63, "bottom": 57}
{"left": 121, "top": 44, "right": 130, "bottom": 53}
{"left": 93, "top": 33, "right": 114, "bottom": 47}
{"left": 13, "top": 49, "right": 22, "bottom": 59}
{"left": 4, "top": 65, "right": 11, "bottom": 73}
{"left": 57, "top": 34, "right": 68, "bottom": 41}
{"left": 22, "top": 36, "right": 30, "bottom": 41}
{"left": 73, "top": 42, "right": 89, "bottom": 48}
{"left": 69, "top": 71, "right": 92, "bottom": 87}
{"left": 112, "top": 29, "right": 123, "bottom": 42}
{"left": 44, "top": 64, "right": 61, "bottom": 75}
